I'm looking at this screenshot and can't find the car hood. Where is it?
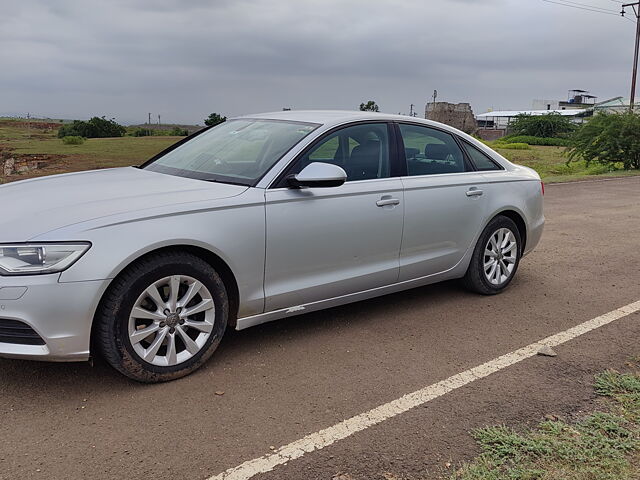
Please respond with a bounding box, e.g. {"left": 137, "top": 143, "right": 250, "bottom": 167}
{"left": 0, "top": 167, "right": 248, "bottom": 241}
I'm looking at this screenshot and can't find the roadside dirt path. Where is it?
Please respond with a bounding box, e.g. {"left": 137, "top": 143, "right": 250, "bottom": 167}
{"left": 0, "top": 177, "right": 639, "bottom": 480}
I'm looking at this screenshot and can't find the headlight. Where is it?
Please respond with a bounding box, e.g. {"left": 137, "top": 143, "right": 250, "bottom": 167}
{"left": 0, "top": 243, "right": 91, "bottom": 276}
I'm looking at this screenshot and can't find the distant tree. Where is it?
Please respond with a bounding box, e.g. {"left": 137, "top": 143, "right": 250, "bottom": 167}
{"left": 204, "top": 113, "right": 227, "bottom": 127}
{"left": 566, "top": 112, "right": 640, "bottom": 170}
{"left": 57, "top": 116, "right": 126, "bottom": 138}
{"left": 359, "top": 101, "right": 379, "bottom": 112}
{"left": 509, "top": 112, "right": 576, "bottom": 138}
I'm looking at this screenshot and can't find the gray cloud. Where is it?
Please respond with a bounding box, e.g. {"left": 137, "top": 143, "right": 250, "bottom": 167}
{"left": 0, "top": 0, "right": 634, "bottom": 124}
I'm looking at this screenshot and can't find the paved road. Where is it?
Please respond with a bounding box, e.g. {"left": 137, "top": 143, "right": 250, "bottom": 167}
{"left": 1, "top": 177, "right": 639, "bottom": 480}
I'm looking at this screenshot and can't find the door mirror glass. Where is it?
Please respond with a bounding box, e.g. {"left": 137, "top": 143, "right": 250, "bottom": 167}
{"left": 287, "top": 162, "right": 347, "bottom": 188}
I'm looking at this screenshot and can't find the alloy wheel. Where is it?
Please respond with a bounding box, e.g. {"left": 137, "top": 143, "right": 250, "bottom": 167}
{"left": 127, "top": 275, "right": 215, "bottom": 366}
{"left": 483, "top": 228, "right": 518, "bottom": 286}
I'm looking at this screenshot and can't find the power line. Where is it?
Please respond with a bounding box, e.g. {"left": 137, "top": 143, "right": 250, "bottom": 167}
{"left": 541, "top": 0, "right": 623, "bottom": 16}
{"left": 541, "top": 0, "right": 636, "bottom": 24}
{"left": 553, "top": 0, "right": 620, "bottom": 12}
{"left": 541, "top": 0, "right": 640, "bottom": 110}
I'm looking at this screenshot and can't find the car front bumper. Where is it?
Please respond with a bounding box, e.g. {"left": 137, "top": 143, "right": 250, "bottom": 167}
{"left": 0, "top": 274, "right": 109, "bottom": 361}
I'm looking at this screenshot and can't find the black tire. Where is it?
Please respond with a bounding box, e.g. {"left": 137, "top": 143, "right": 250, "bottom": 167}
{"left": 462, "top": 216, "right": 522, "bottom": 295}
{"left": 96, "top": 251, "right": 228, "bottom": 383}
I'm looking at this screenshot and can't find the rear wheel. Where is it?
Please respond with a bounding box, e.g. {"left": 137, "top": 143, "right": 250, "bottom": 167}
{"left": 96, "top": 251, "right": 228, "bottom": 382}
{"left": 463, "top": 216, "right": 522, "bottom": 295}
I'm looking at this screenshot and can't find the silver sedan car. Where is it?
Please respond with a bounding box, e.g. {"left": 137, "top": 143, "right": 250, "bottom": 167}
{"left": 0, "top": 111, "right": 544, "bottom": 382}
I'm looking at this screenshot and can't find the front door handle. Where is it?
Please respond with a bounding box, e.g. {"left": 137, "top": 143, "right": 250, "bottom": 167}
{"left": 376, "top": 197, "right": 400, "bottom": 207}
{"left": 466, "top": 188, "right": 484, "bottom": 197}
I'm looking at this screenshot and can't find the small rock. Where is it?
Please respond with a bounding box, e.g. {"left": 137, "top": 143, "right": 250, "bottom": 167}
{"left": 215, "top": 391, "right": 224, "bottom": 396}
{"left": 538, "top": 345, "right": 557, "bottom": 357}
{"left": 332, "top": 474, "right": 354, "bottom": 480}
{"left": 3, "top": 158, "right": 15, "bottom": 176}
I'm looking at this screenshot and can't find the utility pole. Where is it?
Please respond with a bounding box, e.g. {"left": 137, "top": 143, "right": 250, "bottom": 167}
{"left": 409, "top": 104, "right": 415, "bottom": 117}
{"left": 26, "top": 112, "right": 31, "bottom": 138}
{"left": 148, "top": 112, "right": 152, "bottom": 124}
{"left": 622, "top": 2, "right": 640, "bottom": 111}
{"left": 158, "top": 114, "right": 161, "bottom": 125}
{"left": 425, "top": 90, "right": 438, "bottom": 119}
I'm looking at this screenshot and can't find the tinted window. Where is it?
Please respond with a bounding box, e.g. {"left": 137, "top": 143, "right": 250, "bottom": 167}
{"left": 144, "top": 119, "right": 318, "bottom": 185}
{"left": 462, "top": 141, "right": 503, "bottom": 171}
{"left": 308, "top": 136, "right": 339, "bottom": 161}
{"left": 291, "top": 123, "right": 390, "bottom": 182}
{"left": 399, "top": 124, "right": 467, "bottom": 176}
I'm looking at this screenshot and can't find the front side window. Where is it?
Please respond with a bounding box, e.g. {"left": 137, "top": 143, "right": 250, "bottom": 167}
{"left": 399, "top": 124, "right": 467, "bottom": 176}
{"left": 288, "top": 123, "right": 391, "bottom": 182}
{"left": 144, "top": 119, "right": 318, "bottom": 185}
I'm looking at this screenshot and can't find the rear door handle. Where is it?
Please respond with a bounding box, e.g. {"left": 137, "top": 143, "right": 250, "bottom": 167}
{"left": 466, "top": 188, "right": 484, "bottom": 197}
{"left": 376, "top": 197, "right": 400, "bottom": 207}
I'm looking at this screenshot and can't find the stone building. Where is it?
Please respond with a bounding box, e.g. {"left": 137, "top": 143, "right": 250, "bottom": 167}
{"left": 425, "top": 102, "right": 477, "bottom": 134}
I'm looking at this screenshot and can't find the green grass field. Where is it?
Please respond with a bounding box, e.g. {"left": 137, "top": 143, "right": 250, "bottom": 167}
{"left": 11, "top": 135, "right": 179, "bottom": 167}
{"left": 493, "top": 145, "right": 640, "bottom": 183}
{"left": 1, "top": 119, "right": 639, "bottom": 183}
{"left": 0, "top": 119, "right": 179, "bottom": 180}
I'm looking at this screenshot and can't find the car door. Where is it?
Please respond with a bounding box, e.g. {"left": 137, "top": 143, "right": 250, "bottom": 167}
{"left": 396, "top": 123, "right": 488, "bottom": 281}
{"left": 264, "top": 122, "right": 404, "bottom": 311}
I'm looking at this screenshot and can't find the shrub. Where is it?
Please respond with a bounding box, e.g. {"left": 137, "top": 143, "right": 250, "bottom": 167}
{"left": 131, "top": 128, "right": 152, "bottom": 137}
{"left": 130, "top": 127, "right": 188, "bottom": 137}
{"left": 61, "top": 135, "right": 85, "bottom": 145}
{"left": 57, "top": 116, "right": 126, "bottom": 138}
{"left": 497, "top": 135, "right": 569, "bottom": 147}
{"left": 509, "top": 113, "right": 577, "bottom": 138}
{"left": 168, "top": 126, "right": 188, "bottom": 136}
{"left": 567, "top": 112, "right": 640, "bottom": 170}
{"left": 586, "top": 164, "right": 614, "bottom": 175}
{"left": 497, "top": 143, "right": 531, "bottom": 150}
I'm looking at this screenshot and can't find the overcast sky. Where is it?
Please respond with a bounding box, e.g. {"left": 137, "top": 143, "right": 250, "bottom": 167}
{"left": 0, "top": 0, "right": 635, "bottom": 124}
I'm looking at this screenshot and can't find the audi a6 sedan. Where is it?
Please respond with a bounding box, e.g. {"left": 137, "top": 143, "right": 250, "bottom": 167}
{"left": 0, "top": 111, "right": 544, "bottom": 382}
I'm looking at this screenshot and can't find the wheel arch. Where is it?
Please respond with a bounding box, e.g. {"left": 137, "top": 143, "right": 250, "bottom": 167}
{"left": 90, "top": 244, "right": 240, "bottom": 355}
{"left": 492, "top": 209, "right": 527, "bottom": 254}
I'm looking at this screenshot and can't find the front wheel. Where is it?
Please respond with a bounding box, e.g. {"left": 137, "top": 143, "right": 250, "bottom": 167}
{"left": 96, "top": 251, "right": 228, "bottom": 382}
{"left": 462, "top": 216, "right": 522, "bottom": 295}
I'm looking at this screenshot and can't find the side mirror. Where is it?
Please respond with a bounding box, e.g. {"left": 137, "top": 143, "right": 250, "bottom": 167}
{"left": 287, "top": 162, "right": 347, "bottom": 188}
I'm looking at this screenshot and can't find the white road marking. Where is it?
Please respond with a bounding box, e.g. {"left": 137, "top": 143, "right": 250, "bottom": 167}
{"left": 209, "top": 300, "right": 640, "bottom": 480}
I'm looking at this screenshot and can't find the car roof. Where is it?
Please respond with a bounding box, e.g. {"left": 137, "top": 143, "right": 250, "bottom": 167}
{"left": 234, "top": 110, "right": 448, "bottom": 130}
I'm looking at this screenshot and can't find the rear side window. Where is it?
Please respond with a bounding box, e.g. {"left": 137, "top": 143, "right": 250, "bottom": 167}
{"left": 461, "top": 141, "right": 503, "bottom": 171}
{"left": 398, "top": 124, "right": 467, "bottom": 176}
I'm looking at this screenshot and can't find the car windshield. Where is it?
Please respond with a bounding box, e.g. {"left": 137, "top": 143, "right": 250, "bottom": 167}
{"left": 143, "top": 119, "right": 319, "bottom": 185}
